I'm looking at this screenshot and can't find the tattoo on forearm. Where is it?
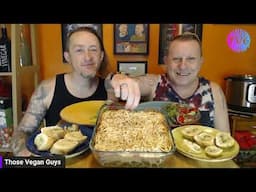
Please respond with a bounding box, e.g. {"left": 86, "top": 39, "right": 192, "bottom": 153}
{"left": 11, "top": 129, "right": 28, "bottom": 155}
{"left": 11, "top": 81, "right": 51, "bottom": 155}
{"left": 135, "top": 74, "right": 159, "bottom": 96}
{"left": 137, "top": 75, "right": 157, "bottom": 87}
{"left": 18, "top": 83, "right": 48, "bottom": 134}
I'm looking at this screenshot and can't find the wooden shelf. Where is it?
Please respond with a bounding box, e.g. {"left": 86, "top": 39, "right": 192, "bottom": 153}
{"left": 0, "top": 24, "right": 40, "bottom": 152}
{"left": 0, "top": 72, "right": 12, "bottom": 76}
{"left": 0, "top": 147, "right": 12, "bottom": 152}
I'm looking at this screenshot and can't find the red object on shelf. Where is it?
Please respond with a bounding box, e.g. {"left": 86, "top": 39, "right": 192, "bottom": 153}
{"left": 0, "top": 79, "right": 11, "bottom": 97}
{"left": 234, "top": 131, "right": 256, "bottom": 150}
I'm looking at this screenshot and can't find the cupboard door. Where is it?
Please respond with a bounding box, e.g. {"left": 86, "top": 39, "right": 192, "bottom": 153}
{"left": 231, "top": 116, "right": 256, "bottom": 136}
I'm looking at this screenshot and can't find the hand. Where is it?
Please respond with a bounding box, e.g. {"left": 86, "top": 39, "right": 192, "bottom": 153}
{"left": 11, "top": 139, "right": 32, "bottom": 157}
{"left": 16, "top": 148, "right": 32, "bottom": 157}
{"left": 111, "top": 74, "right": 141, "bottom": 110}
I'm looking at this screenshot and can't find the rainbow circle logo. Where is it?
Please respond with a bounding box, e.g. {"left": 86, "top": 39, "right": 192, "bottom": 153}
{"left": 227, "top": 29, "right": 250, "bottom": 52}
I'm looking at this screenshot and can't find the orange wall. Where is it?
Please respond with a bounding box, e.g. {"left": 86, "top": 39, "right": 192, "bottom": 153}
{"left": 37, "top": 24, "right": 72, "bottom": 78}
{"left": 200, "top": 24, "right": 256, "bottom": 89}
{"left": 38, "top": 24, "right": 256, "bottom": 91}
{"left": 37, "top": 24, "right": 165, "bottom": 79}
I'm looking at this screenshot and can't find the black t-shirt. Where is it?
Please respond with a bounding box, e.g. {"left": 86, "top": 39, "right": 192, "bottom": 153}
{"left": 45, "top": 73, "right": 107, "bottom": 126}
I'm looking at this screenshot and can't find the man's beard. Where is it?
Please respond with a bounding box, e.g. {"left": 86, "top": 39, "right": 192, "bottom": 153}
{"left": 80, "top": 72, "right": 96, "bottom": 79}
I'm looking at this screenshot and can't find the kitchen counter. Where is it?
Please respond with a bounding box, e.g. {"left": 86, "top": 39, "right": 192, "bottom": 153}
{"left": 65, "top": 151, "right": 239, "bottom": 168}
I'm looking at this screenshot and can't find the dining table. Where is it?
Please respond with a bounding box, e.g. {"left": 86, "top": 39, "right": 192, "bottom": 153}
{"left": 65, "top": 151, "right": 239, "bottom": 168}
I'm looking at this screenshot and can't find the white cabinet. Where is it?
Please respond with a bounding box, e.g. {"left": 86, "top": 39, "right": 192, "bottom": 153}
{"left": 0, "top": 24, "right": 40, "bottom": 152}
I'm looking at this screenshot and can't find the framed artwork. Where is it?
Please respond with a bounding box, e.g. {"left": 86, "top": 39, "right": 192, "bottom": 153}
{"left": 114, "top": 24, "right": 149, "bottom": 55}
{"left": 117, "top": 61, "right": 147, "bottom": 77}
{"left": 61, "top": 24, "right": 103, "bottom": 63}
{"left": 158, "top": 24, "right": 203, "bottom": 64}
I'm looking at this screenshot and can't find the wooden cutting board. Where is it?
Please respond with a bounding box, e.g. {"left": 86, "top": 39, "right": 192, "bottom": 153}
{"left": 60, "top": 100, "right": 106, "bottom": 125}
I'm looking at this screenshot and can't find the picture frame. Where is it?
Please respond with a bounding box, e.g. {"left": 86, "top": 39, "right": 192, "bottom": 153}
{"left": 61, "top": 24, "right": 103, "bottom": 63}
{"left": 158, "top": 24, "right": 203, "bottom": 64}
{"left": 117, "top": 61, "right": 147, "bottom": 77}
{"left": 114, "top": 24, "right": 149, "bottom": 55}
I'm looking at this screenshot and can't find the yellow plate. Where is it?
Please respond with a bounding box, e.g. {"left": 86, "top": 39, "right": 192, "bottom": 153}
{"left": 172, "top": 125, "right": 240, "bottom": 162}
{"left": 60, "top": 100, "right": 106, "bottom": 125}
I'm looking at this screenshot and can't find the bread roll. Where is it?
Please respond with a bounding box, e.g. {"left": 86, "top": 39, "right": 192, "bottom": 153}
{"left": 65, "top": 124, "right": 79, "bottom": 132}
{"left": 64, "top": 131, "right": 87, "bottom": 144}
{"left": 34, "top": 133, "right": 55, "bottom": 151}
{"left": 50, "top": 139, "right": 79, "bottom": 155}
{"left": 41, "top": 126, "right": 65, "bottom": 141}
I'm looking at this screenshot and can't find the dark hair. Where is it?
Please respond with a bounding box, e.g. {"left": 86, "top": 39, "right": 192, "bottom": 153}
{"left": 65, "top": 26, "right": 109, "bottom": 77}
{"left": 168, "top": 32, "right": 202, "bottom": 56}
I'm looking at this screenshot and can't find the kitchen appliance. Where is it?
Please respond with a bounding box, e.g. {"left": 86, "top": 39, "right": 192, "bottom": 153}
{"left": 225, "top": 74, "right": 256, "bottom": 113}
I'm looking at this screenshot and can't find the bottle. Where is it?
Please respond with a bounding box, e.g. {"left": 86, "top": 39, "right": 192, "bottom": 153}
{"left": 19, "top": 24, "right": 32, "bottom": 66}
{"left": 0, "top": 24, "right": 11, "bottom": 72}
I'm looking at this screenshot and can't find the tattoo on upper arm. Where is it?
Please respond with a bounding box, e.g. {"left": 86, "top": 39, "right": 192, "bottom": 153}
{"left": 18, "top": 82, "right": 49, "bottom": 133}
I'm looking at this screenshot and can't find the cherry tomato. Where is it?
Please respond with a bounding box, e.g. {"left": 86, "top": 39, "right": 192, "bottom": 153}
{"left": 177, "top": 115, "right": 185, "bottom": 124}
{"left": 179, "top": 108, "right": 188, "bottom": 114}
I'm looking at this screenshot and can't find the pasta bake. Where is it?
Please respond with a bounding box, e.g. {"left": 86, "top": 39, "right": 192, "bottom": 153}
{"left": 93, "top": 109, "right": 173, "bottom": 152}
